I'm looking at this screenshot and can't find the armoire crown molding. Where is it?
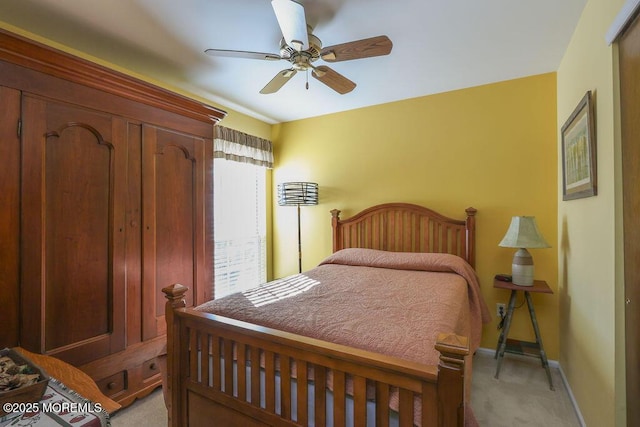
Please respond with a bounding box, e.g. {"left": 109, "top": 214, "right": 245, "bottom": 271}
{"left": 0, "top": 28, "right": 226, "bottom": 124}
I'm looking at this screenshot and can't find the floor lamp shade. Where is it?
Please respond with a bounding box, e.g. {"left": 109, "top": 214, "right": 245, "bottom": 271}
{"left": 278, "top": 182, "right": 318, "bottom": 273}
{"left": 277, "top": 182, "right": 318, "bottom": 206}
{"left": 499, "top": 216, "right": 550, "bottom": 286}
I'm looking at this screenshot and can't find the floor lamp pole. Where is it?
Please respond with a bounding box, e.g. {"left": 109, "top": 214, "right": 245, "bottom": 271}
{"left": 296, "top": 204, "right": 302, "bottom": 273}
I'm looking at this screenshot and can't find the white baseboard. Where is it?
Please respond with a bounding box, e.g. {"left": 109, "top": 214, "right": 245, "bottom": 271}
{"left": 557, "top": 363, "right": 587, "bottom": 427}
{"left": 475, "top": 347, "right": 585, "bottom": 426}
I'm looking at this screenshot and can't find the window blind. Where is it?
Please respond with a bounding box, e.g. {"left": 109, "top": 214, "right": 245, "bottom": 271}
{"left": 213, "top": 126, "right": 271, "bottom": 299}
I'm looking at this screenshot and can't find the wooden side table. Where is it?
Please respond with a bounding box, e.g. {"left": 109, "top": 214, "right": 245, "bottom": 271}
{"left": 493, "top": 279, "right": 554, "bottom": 390}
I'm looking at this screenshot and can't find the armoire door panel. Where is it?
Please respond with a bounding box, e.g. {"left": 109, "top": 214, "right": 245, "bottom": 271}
{"left": 44, "top": 117, "right": 112, "bottom": 348}
{"left": 142, "top": 125, "right": 207, "bottom": 341}
{"left": 21, "top": 96, "right": 127, "bottom": 365}
{"left": 0, "top": 86, "right": 21, "bottom": 348}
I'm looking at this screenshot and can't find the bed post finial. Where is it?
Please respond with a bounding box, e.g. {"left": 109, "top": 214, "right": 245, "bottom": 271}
{"left": 331, "top": 209, "right": 341, "bottom": 253}
{"left": 163, "top": 283, "right": 188, "bottom": 306}
{"left": 161, "top": 284, "right": 188, "bottom": 426}
{"left": 435, "top": 333, "right": 469, "bottom": 426}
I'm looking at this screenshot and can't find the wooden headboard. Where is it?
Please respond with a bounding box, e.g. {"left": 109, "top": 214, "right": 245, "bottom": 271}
{"left": 331, "top": 203, "right": 477, "bottom": 268}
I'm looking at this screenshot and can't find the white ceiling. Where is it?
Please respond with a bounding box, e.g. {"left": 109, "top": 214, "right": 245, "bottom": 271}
{"left": 0, "top": 0, "right": 587, "bottom": 124}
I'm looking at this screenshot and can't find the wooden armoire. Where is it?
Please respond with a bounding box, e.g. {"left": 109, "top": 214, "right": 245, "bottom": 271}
{"left": 0, "top": 29, "right": 225, "bottom": 406}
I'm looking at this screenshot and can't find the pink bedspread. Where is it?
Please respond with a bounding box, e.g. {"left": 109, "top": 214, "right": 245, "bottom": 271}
{"left": 196, "top": 248, "right": 491, "bottom": 424}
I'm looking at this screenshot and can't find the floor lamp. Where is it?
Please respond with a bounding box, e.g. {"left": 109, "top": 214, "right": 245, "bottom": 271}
{"left": 278, "top": 182, "right": 318, "bottom": 273}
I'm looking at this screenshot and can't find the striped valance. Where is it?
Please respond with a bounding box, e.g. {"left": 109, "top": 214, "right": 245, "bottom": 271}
{"left": 214, "top": 126, "right": 273, "bottom": 168}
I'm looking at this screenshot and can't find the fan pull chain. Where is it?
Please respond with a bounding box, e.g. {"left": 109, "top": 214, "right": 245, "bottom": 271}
{"left": 306, "top": 70, "right": 309, "bottom": 90}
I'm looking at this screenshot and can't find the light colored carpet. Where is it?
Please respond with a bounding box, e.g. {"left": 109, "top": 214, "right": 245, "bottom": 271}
{"left": 110, "top": 389, "right": 167, "bottom": 427}
{"left": 471, "top": 349, "right": 582, "bottom": 426}
{"left": 109, "top": 350, "right": 582, "bottom": 426}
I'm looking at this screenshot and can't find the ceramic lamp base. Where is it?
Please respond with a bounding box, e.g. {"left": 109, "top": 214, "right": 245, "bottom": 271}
{"left": 512, "top": 248, "right": 534, "bottom": 286}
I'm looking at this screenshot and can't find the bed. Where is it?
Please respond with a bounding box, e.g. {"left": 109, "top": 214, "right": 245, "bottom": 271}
{"left": 162, "top": 203, "right": 490, "bottom": 426}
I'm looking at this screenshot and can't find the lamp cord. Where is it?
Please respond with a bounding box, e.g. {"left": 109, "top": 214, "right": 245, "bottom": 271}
{"left": 514, "top": 295, "right": 526, "bottom": 309}
{"left": 497, "top": 295, "right": 527, "bottom": 330}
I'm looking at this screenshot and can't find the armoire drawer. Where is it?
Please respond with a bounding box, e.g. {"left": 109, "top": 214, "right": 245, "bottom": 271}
{"left": 96, "top": 371, "right": 126, "bottom": 396}
{"left": 141, "top": 357, "right": 161, "bottom": 380}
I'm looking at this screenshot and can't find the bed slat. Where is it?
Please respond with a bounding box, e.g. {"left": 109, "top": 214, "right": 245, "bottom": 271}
{"left": 202, "top": 334, "right": 210, "bottom": 387}
{"left": 265, "top": 350, "right": 276, "bottom": 411}
{"left": 281, "top": 356, "right": 292, "bottom": 419}
{"left": 250, "top": 346, "right": 260, "bottom": 406}
{"left": 189, "top": 329, "right": 198, "bottom": 382}
{"left": 296, "top": 359, "right": 308, "bottom": 425}
{"left": 353, "top": 376, "right": 367, "bottom": 427}
{"left": 388, "top": 212, "right": 397, "bottom": 251}
{"left": 433, "top": 222, "right": 440, "bottom": 253}
{"left": 212, "top": 336, "right": 221, "bottom": 390}
{"left": 224, "top": 337, "right": 233, "bottom": 394}
{"left": 422, "top": 381, "right": 438, "bottom": 426}
{"left": 399, "top": 388, "right": 414, "bottom": 427}
{"left": 333, "top": 370, "right": 346, "bottom": 427}
{"left": 314, "top": 365, "right": 327, "bottom": 426}
{"left": 376, "top": 383, "right": 390, "bottom": 427}
{"left": 237, "top": 343, "right": 247, "bottom": 401}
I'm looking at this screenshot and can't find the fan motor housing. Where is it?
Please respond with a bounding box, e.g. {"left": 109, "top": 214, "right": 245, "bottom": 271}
{"left": 280, "top": 33, "right": 322, "bottom": 70}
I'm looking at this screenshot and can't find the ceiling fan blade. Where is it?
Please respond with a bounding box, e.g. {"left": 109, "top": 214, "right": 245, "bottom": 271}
{"left": 205, "top": 48, "right": 281, "bottom": 61}
{"left": 320, "top": 35, "right": 393, "bottom": 62}
{"left": 271, "top": 0, "right": 309, "bottom": 51}
{"left": 311, "top": 66, "right": 356, "bottom": 94}
{"left": 260, "top": 68, "right": 298, "bottom": 94}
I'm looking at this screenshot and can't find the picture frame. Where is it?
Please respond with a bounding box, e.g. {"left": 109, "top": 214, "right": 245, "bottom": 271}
{"left": 561, "top": 90, "right": 597, "bottom": 201}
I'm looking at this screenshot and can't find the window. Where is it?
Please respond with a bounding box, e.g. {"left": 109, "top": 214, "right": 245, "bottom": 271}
{"left": 212, "top": 125, "right": 272, "bottom": 299}
{"left": 213, "top": 158, "right": 267, "bottom": 298}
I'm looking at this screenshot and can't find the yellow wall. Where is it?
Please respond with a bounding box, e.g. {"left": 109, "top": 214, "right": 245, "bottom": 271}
{"left": 272, "top": 73, "right": 559, "bottom": 357}
{"left": 556, "top": 0, "right": 626, "bottom": 425}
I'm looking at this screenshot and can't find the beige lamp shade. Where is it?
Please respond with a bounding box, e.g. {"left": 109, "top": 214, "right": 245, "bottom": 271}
{"left": 499, "top": 216, "right": 550, "bottom": 249}
{"left": 499, "top": 216, "right": 550, "bottom": 286}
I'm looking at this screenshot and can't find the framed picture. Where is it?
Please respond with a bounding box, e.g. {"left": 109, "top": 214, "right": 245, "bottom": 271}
{"left": 561, "top": 91, "right": 597, "bottom": 201}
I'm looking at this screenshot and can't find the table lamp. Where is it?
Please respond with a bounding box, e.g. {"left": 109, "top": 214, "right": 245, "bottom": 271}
{"left": 498, "top": 216, "right": 550, "bottom": 286}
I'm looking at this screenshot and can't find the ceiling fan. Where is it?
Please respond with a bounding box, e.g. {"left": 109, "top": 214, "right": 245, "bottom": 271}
{"left": 204, "top": 0, "right": 393, "bottom": 95}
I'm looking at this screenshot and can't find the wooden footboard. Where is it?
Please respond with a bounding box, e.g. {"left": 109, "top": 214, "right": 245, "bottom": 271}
{"left": 163, "top": 284, "right": 468, "bottom": 427}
